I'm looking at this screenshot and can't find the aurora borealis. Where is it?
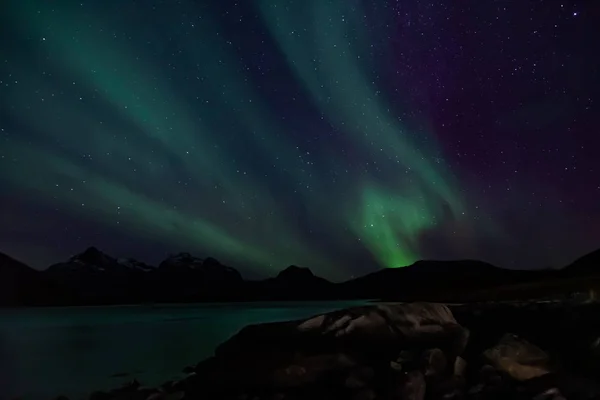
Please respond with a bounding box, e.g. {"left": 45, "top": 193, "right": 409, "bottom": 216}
{"left": 1, "top": 0, "right": 598, "bottom": 280}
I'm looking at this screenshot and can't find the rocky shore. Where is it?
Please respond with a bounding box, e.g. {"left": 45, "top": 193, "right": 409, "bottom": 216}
{"left": 74, "top": 301, "right": 600, "bottom": 400}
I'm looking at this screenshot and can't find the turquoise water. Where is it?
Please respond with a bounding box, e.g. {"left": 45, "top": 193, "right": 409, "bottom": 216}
{"left": 0, "top": 301, "right": 366, "bottom": 400}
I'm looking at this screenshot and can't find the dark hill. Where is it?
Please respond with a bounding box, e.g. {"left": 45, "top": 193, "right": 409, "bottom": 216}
{"left": 0, "top": 252, "right": 75, "bottom": 306}
{"left": 3, "top": 245, "right": 600, "bottom": 306}
{"left": 153, "top": 253, "right": 243, "bottom": 301}
{"left": 44, "top": 247, "right": 153, "bottom": 303}
{"left": 562, "top": 248, "right": 600, "bottom": 276}
{"left": 339, "top": 259, "right": 547, "bottom": 301}
{"left": 43, "top": 249, "right": 244, "bottom": 303}
{"left": 243, "top": 265, "right": 337, "bottom": 301}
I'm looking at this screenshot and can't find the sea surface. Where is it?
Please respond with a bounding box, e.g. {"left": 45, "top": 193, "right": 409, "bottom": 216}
{"left": 0, "top": 301, "right": 367, "bottom": 400}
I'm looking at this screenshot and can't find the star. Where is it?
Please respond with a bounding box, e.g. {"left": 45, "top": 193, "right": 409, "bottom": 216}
{"left": 0, "top": 0, "right": 597, "bottom": 279}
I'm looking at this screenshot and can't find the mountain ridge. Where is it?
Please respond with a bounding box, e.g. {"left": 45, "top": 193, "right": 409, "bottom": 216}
{"left": 1, "top": 246, "right": 599, "bottom": 306}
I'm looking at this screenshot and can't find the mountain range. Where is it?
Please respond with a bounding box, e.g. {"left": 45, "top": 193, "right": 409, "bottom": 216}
{"left": 1, "top": 246, "right": 599, "bottom": 306}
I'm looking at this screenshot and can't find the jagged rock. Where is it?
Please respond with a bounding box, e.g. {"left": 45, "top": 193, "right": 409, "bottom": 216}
{"left": 466, "top": 383, "right": 484, "bottom": 397}
{"left": 182, "top": 303, "right": 467, "bottom": 398}
{"left": 420, "top": 348, "right": 448, "bottom": 377}
{"left": 167, "top": 372, "right": 198, "bottom": 392}
{"left": 40, "top": 300, "right": 600, "bottom": 400}
{"left": 182, "top": 365, "right": 195, "bottom": 374}
{"left": 270, "top": 352, "right": 357, "bottom": 388}
{"left": 397, "top": 350, "right": 416, "bottom": 363}
{"left": 390, "top": 360, "right": 403, "bottom": 372}
{"left": 483, "top": 334, "right": 554, "bottom": 381}
{"left": 454, "top": 356, "right": 467, "bottom": 378}
{"left": 295, "top": 303, "right": 469, "bottom": 359}
{"left": 532, "top": 388, "right": 562, "bottom": 400}
{"left": 479, "top": 365, "right": 502, "bottom": 385}
{"left": 396, "top": 370, "right": 426, "bottom": 400}
{"left": 114, "top": 379, "right": 140, "bottom": 393}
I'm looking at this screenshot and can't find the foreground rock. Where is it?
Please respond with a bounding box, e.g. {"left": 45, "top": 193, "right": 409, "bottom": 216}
{"left": 483, "top": 333, "right": 555, "bottom": 381}
{"left": 80, "top": 302, "right": 600, "bottom": 400}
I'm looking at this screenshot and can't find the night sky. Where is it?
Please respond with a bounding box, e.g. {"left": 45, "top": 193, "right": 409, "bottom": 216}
{"left": 1, "top": 0, "right": 598, "bottom": 280}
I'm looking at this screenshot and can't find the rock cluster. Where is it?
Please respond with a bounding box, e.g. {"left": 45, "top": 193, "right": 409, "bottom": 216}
{"left": 68, "top": 303, "right": 600, "bottom": 400}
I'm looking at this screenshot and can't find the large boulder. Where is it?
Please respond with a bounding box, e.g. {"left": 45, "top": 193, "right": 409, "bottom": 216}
{"left": 218, "top": 302, "right": 468, "bottom": 358}
{"left": 483, "top": 333, "right": 554, "bottom": 381}
{"left": 194, "top": 303, "right": 468, "bottom": 397}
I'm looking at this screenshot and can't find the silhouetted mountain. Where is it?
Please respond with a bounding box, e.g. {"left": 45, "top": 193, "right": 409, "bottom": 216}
{"left": 158, "top": 252, "right": 242, "bottom": 282}
{"left": 276, "top": 265, "right": 329, "bottom": 285}
{"left": 563, "top": 248, "right": 600, "bottom": 276}
{"left": 0, "top": 252, "right": 75, "bottom": 306}
{"left": 43, "top": 247, "right": 153, "bottom": 303}
{"left": 339, "top": 259, "right": 548, "bottom": 301}
{"left": 42, "top": 249, "right": 244, "bottom": 303}
{"left": 152, "top": 253, "right": 243, "bottom": 301}
{"left": 244, "top": 265, "right": 337, "bottom": 301}
{"left": 3, "top": 245, "right": 600, "bottom": 306}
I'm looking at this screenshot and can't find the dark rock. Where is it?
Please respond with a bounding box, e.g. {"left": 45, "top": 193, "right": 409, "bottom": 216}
{"left": 397, "top": 350, "right": 416, "bottom": 363}
{"left": 182, "top": 365, "right": 195, "bottom": 374}
{"left": 551, "top": 373, "right": 600, "bottom": 400}
{"left": 353, "top": 388, "right": 376, "bottom": 400}
{"left": 167, "top": 392, "right": 184, "bottom": 400}
{"left": 294, "top": 302, "right": 469, "bottom": 359}
{"left": 345, "top": 373, "right": 368, "bottom": 389}
{"left": 145, "top": 392, "right": 185, "bottom": 400}
{"left": 49, "top": 301, "right": 600, "bottom": 400}
{"left": 466, "top": 383, "right": 484, "bottom": 397}
{"left": 160, "top": 380, "right": 173, "bottom": 392}
{"left": 114, "top": 379, "right": 141, "bottom": 392}
{"left": 355, "top": 366, "right": 375, "bottom": 381}
{"left": 483, "top": 334, "right": 554, "bottom": 381}
{"left": 130, "top": 388, "right": 157, "bottom": 400}
{"left": 89, "top": 391, "right": 111, "bottom": 400}
{"left": 270, "top": 352, "right": 357, "bottom": 388}
{"left": 532, "top": 388, "right": 562, "bottom": 400}
{"left": 479, "top": 365, "right": 501, "bottom": 385}
{"left": 453, "top": 357, "right": 467, "bottom": 378}
{"left": 210, "top": 303, "right": 466, "bottom": 391}
{"left": 346, "top": 365, "right": 375, "bottom": 388}
{"left": 168, "top": 372, "right": 198, "bottom": 392}
{"left": 391, "top": 350, "right": 415, "bottom": 372}
{"left": 390, "top": 360, "right": 403, "bottom": 372}
{"left": 420, "top": 348, "right": 448, "bottom": 378}
{"left": 397, "top": 370, "right": 426, "bottom": 400}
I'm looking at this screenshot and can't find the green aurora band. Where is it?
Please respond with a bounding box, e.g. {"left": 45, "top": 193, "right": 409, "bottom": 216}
{"left": 1, "top": 0, "right": 465, "bottom": 278}
{"left": 260, "top": 0, "right": 464, "bottom": 268}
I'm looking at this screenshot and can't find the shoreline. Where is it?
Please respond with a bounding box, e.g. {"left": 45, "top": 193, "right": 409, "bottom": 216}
{"left": 56, "top": 300, "right": 600, "bottom": 400}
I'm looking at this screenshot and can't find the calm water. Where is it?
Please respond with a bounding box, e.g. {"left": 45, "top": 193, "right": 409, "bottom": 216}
{"left": 0, "top": 301, "right": 367, "bottom": 400}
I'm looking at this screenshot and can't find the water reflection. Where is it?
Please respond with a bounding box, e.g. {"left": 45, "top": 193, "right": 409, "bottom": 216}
{"left": 0, "top": 301, "right": 366, "bottom": 399}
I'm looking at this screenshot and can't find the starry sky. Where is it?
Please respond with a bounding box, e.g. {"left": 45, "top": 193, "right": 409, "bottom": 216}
{"left": 1, "top": 0, "right": 598, "bottom": 280}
